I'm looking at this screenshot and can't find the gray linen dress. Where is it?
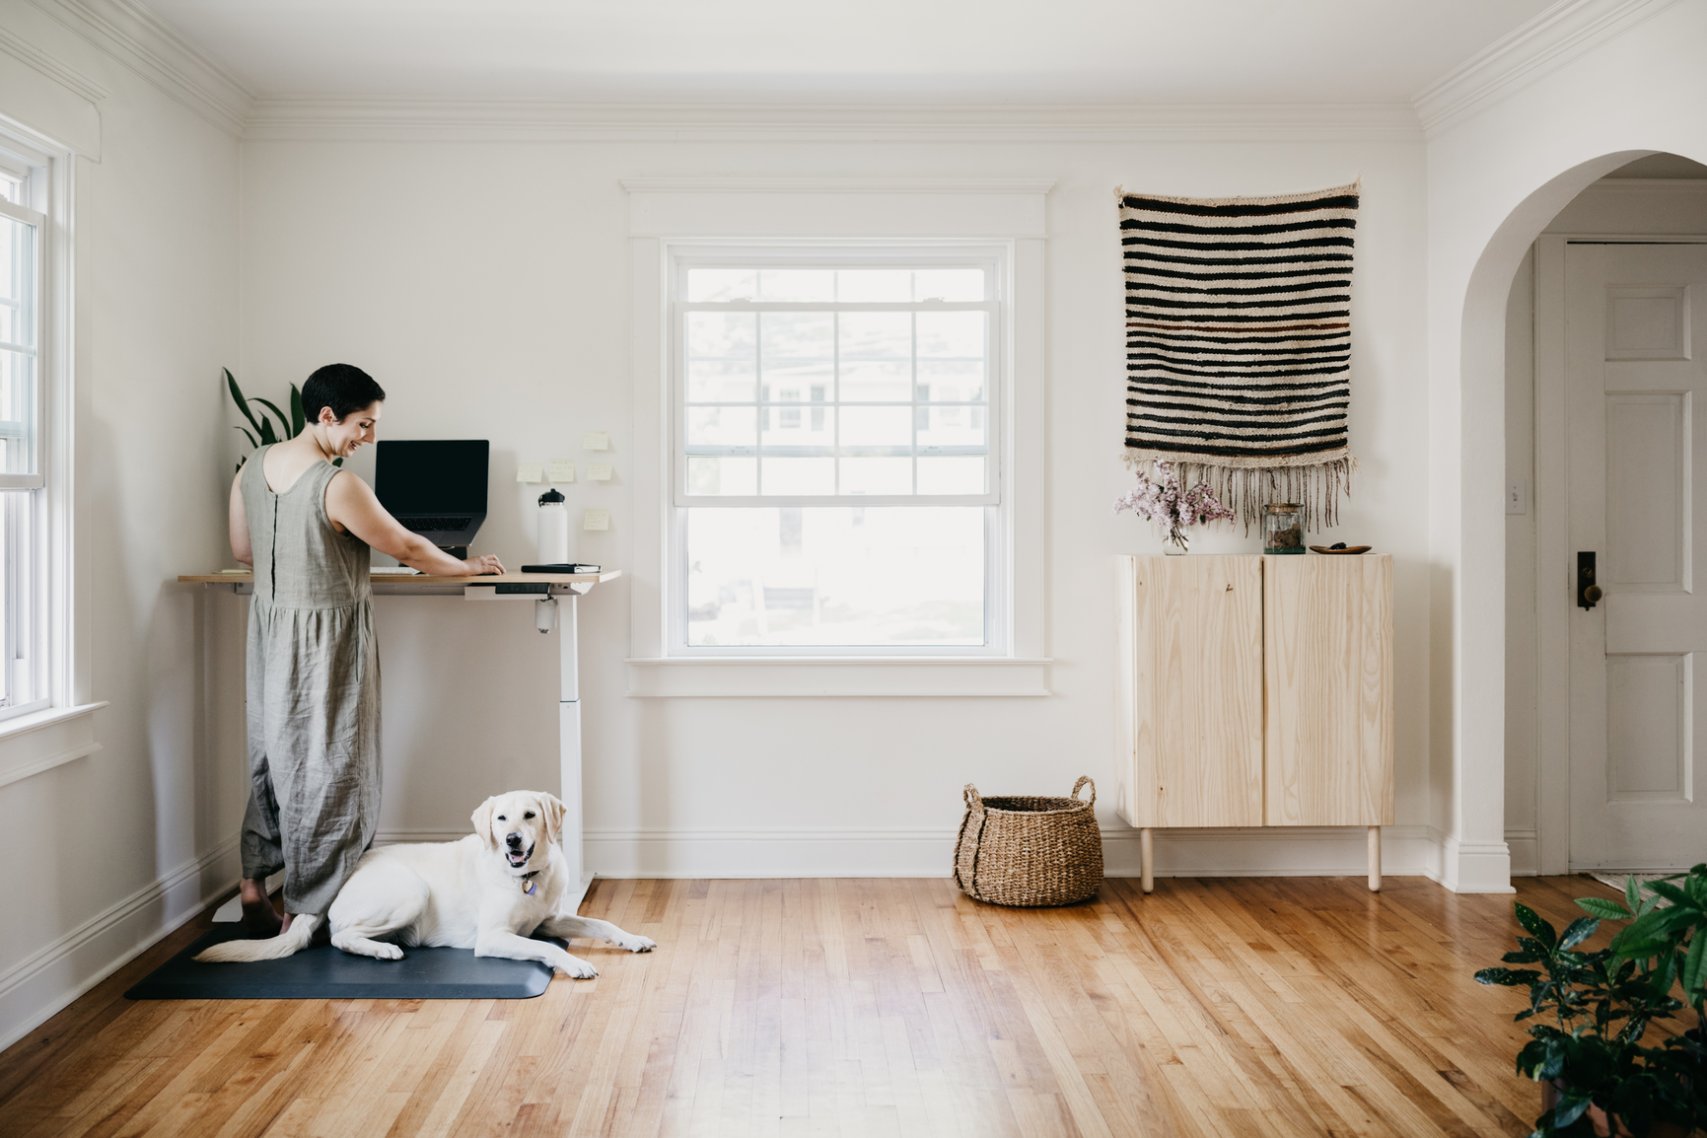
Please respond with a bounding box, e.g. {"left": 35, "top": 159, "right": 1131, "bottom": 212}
{"left": 238, "top": 446, "right": 381, "bottom": 916}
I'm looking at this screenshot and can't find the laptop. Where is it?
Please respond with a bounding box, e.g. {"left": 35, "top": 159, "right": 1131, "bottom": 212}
{"left": 374, "top": 440, "right": 489, "bottom": 556}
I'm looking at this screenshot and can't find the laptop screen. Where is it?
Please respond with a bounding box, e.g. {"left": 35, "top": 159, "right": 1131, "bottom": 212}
{"left": 375, "top": 440, "right": 490, "bottom": 519}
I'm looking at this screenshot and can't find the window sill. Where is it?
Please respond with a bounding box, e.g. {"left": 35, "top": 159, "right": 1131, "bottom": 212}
{"left": 0, "top": 701, "right": 107, "bottom": 789}
{"left": 625, "top": 657, "right": 1051, "bottom": 698}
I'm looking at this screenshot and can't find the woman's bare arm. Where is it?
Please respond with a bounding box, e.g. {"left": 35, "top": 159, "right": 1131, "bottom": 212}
{"left": 229, "top": 467, "right": 253, "bottom": 566}
{"left": 324, "top": 469, "right": 504, "bottom": 576}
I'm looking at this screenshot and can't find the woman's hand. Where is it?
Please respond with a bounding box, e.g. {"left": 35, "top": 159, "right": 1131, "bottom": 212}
{"left": 463, "top": 553, "right": 504, "bottom": 576}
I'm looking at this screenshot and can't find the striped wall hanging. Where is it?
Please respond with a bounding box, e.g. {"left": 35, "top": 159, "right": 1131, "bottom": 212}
{"left": 1117, "top": 181, "right": 1359, "bottom": 531}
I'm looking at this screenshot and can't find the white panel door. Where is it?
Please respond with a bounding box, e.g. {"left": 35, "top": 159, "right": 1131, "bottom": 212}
{"left": 1567, "top": 242, "right": 1707, "bottom": 870}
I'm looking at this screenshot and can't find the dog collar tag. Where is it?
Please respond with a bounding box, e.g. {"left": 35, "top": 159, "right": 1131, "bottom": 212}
{"left": 523, "top": 879, "right": 537, "bottom": 896}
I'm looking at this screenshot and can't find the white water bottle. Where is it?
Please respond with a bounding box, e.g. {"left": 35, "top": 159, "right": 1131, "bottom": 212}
{"left": 537, "top": 487, "right": 569, "bottom": 565}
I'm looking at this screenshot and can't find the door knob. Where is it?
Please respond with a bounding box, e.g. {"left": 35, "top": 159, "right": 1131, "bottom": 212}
{"left": 1578, "top": 551, "right": 1602, "bottom": 610}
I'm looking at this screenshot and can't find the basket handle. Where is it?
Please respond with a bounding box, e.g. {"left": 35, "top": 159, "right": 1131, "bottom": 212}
{"left": 1071, "top": 775, "right": 1096, "bottom": 807}
{"left": 963, "top": 783, "right": 984, "bottom": 812}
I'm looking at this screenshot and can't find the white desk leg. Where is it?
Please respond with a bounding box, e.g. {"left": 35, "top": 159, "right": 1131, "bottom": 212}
{"left": 556, "top": 593, "right": 593, "bottom": 915}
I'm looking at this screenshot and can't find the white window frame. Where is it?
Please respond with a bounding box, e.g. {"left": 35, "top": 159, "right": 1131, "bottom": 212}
{"left": 666, "top": 241, "right": 1009, "bottom": 659}
{"left": 624, "top": 178, "right": 1052, "bottom": 697}
{"left": 0, "top": 116, "right": 82, "bottom": 736}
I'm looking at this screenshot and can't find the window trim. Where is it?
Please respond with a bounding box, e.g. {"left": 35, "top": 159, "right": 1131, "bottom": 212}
{"left": 623, "top": 178, "right": 1051, "bottom": 696}
{"left": 0, "top": 119, "right": 77, "bottom": 726}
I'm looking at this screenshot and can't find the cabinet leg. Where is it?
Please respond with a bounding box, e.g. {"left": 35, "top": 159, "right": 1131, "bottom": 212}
{"left": 1368, "top": 826, "right": 1381, "bottom": 892}
{"left": 1140, "top": 828, "right": 1154, "bottom": 894}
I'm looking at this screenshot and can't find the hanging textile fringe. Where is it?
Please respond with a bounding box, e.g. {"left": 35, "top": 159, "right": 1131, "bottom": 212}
{"left": 1117, "top": 181, "right": 1360, "bottom": 534}
{"left": 1122, "top": 452, "right": 1356, "bottom": 534}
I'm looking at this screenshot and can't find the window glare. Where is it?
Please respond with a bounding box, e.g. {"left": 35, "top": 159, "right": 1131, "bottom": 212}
{"left": 685, "top": 507, "right": 986, "bottom": 648}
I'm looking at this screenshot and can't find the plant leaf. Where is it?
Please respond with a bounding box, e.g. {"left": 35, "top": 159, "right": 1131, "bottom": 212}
{"left": 225, "top": 368, "right": 266, "bottom": 437}
{"left": 1515, "top": 903, "right": 1556, "bottom": 949}
{"left": 1576, "top": 897, "right": 1629, "bottom": 921}
{"left": 251, "top": 397, "right": 292, "bottom": 440}
{"left": 1558, "top": 917, "right": 1599, "bottom": 952}
{"left": 1552, "top": 1092, "right": 1592, "bottom": 1128}
{"left": 1646, "top": 880, "right": 1690, "bottom": 907}
{"left": 1627, "top": 875, "right": 1643, "bottom": 916}
{"left": 1683, "top": 923, "right": 1706, "bottom": 997}
{"left": 290, "top": 384, "right": 305, "bottom": 437}
{"left": 233, "top": 425, "right": 257, "bottom": 449}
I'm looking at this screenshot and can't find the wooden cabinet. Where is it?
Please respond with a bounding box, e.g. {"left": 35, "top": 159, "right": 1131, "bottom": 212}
{"left": 1115, "top": 554, "right": 1394, "bottom": 891}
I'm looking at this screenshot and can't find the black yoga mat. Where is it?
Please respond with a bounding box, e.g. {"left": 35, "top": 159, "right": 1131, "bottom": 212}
{"left": 125, "top": 925, "right": 559, "bottom": 1000}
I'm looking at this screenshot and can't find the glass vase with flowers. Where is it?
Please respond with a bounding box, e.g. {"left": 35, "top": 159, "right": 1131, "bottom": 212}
{"left": 1114, "top": 460, "right": 1235, "bottom": 555}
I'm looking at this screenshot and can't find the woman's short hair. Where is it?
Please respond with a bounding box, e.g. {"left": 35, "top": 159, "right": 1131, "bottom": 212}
{"left": 302, "top": 364, "right": 386, "bottom": 422}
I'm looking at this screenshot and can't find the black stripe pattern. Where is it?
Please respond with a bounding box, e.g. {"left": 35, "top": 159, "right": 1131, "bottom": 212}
{"left": 1119, "top": 183, "right": 1357, "bottom": 469}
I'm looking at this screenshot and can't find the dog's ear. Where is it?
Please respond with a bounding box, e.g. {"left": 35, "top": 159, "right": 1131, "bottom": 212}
{"left": 540, "top": 793, "right": 566, "bottom": 845}
{"left": 471, "top": 797, "right": 499, "bottom": 850}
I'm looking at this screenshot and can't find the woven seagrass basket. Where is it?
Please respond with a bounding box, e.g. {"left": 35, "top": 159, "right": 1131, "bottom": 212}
{"left": 953, "top": 776, "right": 1103, "bottom": 907}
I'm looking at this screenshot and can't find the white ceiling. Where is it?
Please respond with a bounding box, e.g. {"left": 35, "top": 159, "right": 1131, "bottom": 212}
{"left": 138, "top": 0, "right": 1564, "bottom": 105}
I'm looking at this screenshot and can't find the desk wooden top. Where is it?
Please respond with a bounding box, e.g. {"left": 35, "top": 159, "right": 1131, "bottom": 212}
{"left": 178, "top": 570, "right": 620, "bottom": 586}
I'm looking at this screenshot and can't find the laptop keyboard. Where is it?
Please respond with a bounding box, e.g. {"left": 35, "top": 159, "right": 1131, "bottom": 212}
{"left": 406, "top": 516, "right": 475, "bottom": 532}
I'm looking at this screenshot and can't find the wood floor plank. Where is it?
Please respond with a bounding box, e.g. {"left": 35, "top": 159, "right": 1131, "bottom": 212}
{"left": 0, "top": 876, "right": 1607, "bottom": 1137}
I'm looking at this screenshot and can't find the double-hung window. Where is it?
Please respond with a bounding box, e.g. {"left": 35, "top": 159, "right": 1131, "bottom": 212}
{"left": 626, "top": 178, "right": 1049, "bottom": 697}
{"left": 669, "top": 246, "right": 1005, "bottom": 654}
{"left": 0, "top": 146, "right": 47, "bottom": 718}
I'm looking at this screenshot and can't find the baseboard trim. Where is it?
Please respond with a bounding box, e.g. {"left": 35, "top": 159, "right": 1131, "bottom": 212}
{"left": 1440, "top": 835, "right": 1516, "bottom": 893}
{"left": 1506, "top": 829, "right": 1540, "bottom": 876}
{"left": 0, "top": 837, "right": 240, "bottom": 1053}
{"left": 583, "top": 824, "right": 1446, "bottom": 881}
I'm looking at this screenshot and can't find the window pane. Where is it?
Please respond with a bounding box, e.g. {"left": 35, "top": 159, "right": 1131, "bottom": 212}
{"left": 758, "top": 269, "right": 834, "bottom": 302}
{"left": 0, "top": 348, "right": 32, "bottom": 476}
{"left": 914, "top": 268, "right": 987, "bottom": 302}
{"left": 760, "top": 457, "right": 834, "bottom": 496}
{"left": 685, "top": 405, "right": 755, "bottom": 448}
{"left": 759, "top": 312, "right": 833, "bottom": 401}
{"left": 685, "top": 312, "right": 756, "bottom": 401}
{"left": 917, "top": 359, "right": 985, "bottom": 402}
{"left": 686, "top": 455, "right": 756, "bottom": 496}
{"left": 0, "top": 494, "right": 8, "bottom": 706}
{"left": 685, "top": 268, "right": 756, "bottom": 302}
{"left": 839, "top": 457, "right": 912, "bottom": 495}
{"left": 917, "top": 311, "right": 985, "bottom": 360}
{"left": 836, "top": 269, "right": 912, "bottom": 302}
{"left": 761, "top": 403, "right": 834, "bottom": 449}
{"left": 685, "top": 506, "right": 986, "bottom": 647}
{"left": 840, "top": 405, "right": 912, "bottom": 449}
{"left": 916, "top": 404, "right": 985, "bottom": 450}
{"left": 917, "top": 456, "right": 987, "bottom": 495}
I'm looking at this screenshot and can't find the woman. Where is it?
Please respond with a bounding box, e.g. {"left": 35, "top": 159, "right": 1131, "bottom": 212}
{"left": 227, "top": 363, "right": 503, "bottom": 938}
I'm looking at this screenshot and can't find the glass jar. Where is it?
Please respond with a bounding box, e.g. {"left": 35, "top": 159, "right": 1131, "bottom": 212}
{"left": 1263, "top": 502, "right": 1305, "bottom": 554}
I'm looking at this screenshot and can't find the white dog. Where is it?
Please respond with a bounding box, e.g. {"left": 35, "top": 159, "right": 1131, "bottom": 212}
{"left": 196, "top": 790, "right": 655, "bottom": 977}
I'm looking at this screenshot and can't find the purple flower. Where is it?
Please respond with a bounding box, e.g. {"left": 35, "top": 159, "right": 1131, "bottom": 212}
{"left": 1114, "top": 461, "right": 1234, "bottom": 540}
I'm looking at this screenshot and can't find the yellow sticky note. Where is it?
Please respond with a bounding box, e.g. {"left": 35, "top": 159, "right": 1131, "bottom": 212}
{"left": 516, "top": 463, "right": 543, "bottom": 484}
{"left": 548, "top": 460, "right": 576, "bottom": 483}
{"left": 588, "top": 463, "right": 613, "bottom": 482}
{"left": 582, "top": 431, "right": 610, "bottom": 452}
{"left": 582, "top": 508, "right": 610, "bottom": 532}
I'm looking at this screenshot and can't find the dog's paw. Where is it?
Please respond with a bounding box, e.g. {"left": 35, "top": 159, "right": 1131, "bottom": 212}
{"left": 371, "top": 943, "right": 404, "bottom": 961}
{"left": 557, "top": 955, "right": 599, "bottom": 980}
{"left": 621, "top": 935, "right": 657, "bottom": 953}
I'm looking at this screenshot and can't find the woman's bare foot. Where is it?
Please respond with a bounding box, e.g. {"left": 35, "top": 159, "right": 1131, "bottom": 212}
{"left": 239, "top": 877, "right": 282, "bottom": 938}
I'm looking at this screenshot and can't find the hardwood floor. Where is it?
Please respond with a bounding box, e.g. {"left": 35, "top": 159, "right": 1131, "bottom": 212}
{"left": 0, "top": 875, "right": 1608, "bottom": 1137}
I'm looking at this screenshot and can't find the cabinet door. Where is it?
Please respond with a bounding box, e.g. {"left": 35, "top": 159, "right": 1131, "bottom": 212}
{"left": 1263, "top": 555, "right": 1394, "bottom": 826}
{"left": 1121, "top": 555, "right": 1264, "bottom": 827}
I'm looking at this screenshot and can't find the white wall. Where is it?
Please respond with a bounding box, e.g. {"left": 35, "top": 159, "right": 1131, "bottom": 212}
{"left": 238, "top": 133, "right": 1434, "bottom": 879}
{"left": 1427, "top": 0, "right": 1707, "bottom": 891}
{"left": 0, "top": 4, "right": 242, "bottom": 1048}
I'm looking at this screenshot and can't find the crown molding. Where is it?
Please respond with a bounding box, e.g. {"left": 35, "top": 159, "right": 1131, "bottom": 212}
{"left": 29, "top": 0, "right": 252, "bottom": 136}
{"left": 1413, "top": 0, "right": 1683, "bottom": 138}
{"left": 242, "top": 99, "right": 1422, "bottom": 144}
{"left": 619, "top": 176, "right": 1058, "bottom": 196}
{"left": 0, "top": 24, "right": 109, "bottom": 106}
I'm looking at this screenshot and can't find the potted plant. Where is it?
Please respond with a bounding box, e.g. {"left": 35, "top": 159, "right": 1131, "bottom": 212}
{"left": 224, "top": 367, "right": 329, "bottom": 470}
{"left": 1475, "top": 864, "right": 1706, "bottom": 1136}
{"left": 1113, "top": 460, "right": 1234, "bottom": 554}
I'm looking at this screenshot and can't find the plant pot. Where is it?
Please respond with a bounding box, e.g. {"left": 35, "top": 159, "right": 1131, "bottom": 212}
{"left": 1540, "top": 1081, "right": 1696, "bottom": 1138}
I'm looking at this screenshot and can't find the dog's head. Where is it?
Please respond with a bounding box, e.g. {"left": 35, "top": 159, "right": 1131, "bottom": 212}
{"left": 471, "top": 790, "right": 566, "bottom": 874}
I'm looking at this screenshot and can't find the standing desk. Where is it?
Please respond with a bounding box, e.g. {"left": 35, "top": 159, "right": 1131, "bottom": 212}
{"left": 179, "top": 570, "right": 619, "bottom": 917}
